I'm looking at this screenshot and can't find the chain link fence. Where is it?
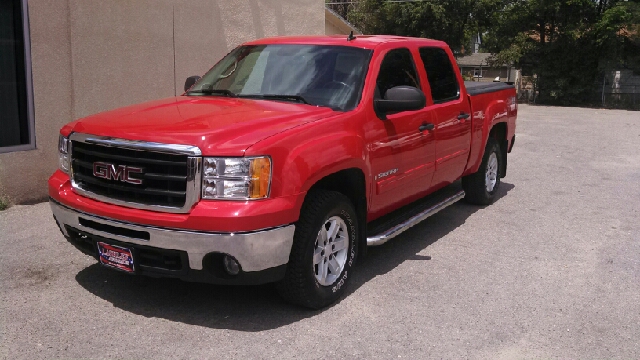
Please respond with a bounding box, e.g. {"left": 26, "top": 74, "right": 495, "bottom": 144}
{"left": 598, "top": 84, "right": 640, "bottom": 110}
{"left": 515, "top": 74, "right": 640, "bottom": 111}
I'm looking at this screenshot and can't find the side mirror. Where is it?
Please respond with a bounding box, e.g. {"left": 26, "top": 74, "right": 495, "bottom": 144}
{"left": 374, "top": 86, "right": 426, "bottom": 118}
{"left": 184, "top": 75, "right": 201, "bottom": 92}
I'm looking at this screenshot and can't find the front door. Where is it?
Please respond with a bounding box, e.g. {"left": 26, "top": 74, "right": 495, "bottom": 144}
{"left": 368, "top": 48, "right": 436, "bottom": 218}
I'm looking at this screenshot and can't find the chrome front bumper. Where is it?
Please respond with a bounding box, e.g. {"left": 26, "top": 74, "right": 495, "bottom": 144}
{"left": 50, "top": 199, "right": 295, "bottom": 272}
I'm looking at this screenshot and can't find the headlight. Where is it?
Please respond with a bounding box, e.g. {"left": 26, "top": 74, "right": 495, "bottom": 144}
{"left": 58, "top": 135, "right": 70, "bottom": 173}
{"left": 202, "top": 157, "right": 271, "bottom": 200}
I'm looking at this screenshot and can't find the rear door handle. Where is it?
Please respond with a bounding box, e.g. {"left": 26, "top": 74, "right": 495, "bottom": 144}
{"left": 458, "top": 112, "right": 470, "bottom": 120}
{"left": 419, "top": 123, "right": 435, "bottom": 132}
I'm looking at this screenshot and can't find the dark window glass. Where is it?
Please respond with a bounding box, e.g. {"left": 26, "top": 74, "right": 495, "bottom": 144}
{"left": 419, "top": 47, "right": 460, "bottom": 103}
{"left": 0, "top": 0, "right": 29, "bottom": 148}
{"left": 375, "top": 48, "right": 420, "bottom": 99}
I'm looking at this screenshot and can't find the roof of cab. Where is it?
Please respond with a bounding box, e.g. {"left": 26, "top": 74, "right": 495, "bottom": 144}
{"left": 244, "top": 35, "right": 447, "bottom": 50}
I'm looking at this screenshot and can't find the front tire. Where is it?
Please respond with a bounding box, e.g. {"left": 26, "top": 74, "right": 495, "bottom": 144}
{"left": 462, "top": 138, "right": 502, "bottom": 205}
{"left": 277, "top": 190, "right": 358, "bottom": 309}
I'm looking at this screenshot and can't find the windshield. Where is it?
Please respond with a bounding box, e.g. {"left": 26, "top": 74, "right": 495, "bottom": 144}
{"left": 187, "top": 45, "right": 372, "bottom": 111}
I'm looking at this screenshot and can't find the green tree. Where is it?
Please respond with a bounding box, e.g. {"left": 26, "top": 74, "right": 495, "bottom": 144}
{"left": 483, "top": 0, "right": 640, "bottom": 104}
{"left": 349, "top": 0, "right": 501, "bottom": 53}
{"left": 345, "top": 0, "right": 639, "bottom": 106}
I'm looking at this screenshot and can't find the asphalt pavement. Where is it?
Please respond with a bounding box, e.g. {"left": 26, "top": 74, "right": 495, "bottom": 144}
{"left": 1, "top": 104, "right": 639, "bottom": 359}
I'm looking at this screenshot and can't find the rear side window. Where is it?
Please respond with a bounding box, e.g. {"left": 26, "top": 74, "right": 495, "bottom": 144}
{"left": 419, "top": 47, "right": 460, "bottom": 103}
{"left": 376, "top": 48, "right": 420, "bottom": 99}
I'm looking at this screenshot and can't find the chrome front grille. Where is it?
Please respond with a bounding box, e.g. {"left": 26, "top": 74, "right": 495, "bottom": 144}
{"left": 69, "top": 133, "right": 201, "bottom": 213}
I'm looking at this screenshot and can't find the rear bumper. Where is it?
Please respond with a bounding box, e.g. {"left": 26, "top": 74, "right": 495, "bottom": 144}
{"left": 50, "top": 198, "right": 294, "bottom": 284}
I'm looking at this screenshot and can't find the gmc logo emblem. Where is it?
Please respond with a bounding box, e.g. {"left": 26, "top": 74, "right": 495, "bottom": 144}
{"left": 93, "top": 162, "right": 143, "bottom": 185}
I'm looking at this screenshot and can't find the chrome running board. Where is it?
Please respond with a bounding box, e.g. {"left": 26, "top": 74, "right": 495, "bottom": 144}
{"left": 366, "top": 190, "right": 465, "bottom": 246}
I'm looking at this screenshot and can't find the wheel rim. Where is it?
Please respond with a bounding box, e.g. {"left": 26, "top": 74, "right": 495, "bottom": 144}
{"left": 485, "top": 152, "right": 498, "bottom": 193}
{"left": 313, "top": 216, "right": 349, "bottom": 286}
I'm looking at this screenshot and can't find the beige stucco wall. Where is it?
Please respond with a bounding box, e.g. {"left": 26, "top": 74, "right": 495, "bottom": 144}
{"left": 325, "top": 19, "right": 344, "bottom": 35}
{"left": 0, "top": 0, "right": 324, "bottom": 205}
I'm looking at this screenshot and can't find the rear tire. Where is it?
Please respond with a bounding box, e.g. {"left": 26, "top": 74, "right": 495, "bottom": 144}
{"left": 462, "top": 138, "right": 502, "bottom": 205}
{"left": 277, "top": 190, "right": 358, "bottom": 309}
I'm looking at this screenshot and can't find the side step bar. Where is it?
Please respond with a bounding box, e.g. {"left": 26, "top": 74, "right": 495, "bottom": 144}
{"left": 366, "top": 190, "right": 465, "bottom": 246}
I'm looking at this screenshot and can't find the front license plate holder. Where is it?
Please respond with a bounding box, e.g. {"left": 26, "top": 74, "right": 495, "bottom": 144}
{"left": 97, "top": 242, "right": 135, "bottom": 273}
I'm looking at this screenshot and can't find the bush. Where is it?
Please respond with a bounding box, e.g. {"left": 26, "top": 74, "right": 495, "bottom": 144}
{"left": 0, "top": 196, "right": 10, "bottom": 211}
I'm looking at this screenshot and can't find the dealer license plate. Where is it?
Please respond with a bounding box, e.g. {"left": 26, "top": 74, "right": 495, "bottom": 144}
{"left": 97, "top": 242, "right": 135, "bottom": 273}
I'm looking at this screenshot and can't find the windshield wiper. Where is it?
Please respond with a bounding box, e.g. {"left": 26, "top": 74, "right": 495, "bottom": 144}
{"left": 238, "top": 94, "right": 309, "bottom": 105}
{"left": 186, "top": 87, "right": 236, "bottom": 97}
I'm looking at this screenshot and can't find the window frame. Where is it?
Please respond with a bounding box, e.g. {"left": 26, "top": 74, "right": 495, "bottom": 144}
{"left": 418, "top": 46, "right": 461, "bottom": 105}
{"left": 375, "top": 47, "right": 421, "bottom": 99}
{"left": 0, "top": 0, "right": 36, "bottom": 154}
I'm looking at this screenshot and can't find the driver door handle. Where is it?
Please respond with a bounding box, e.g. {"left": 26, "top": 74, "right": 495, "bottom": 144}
{"left": 458, "top": 112, "right": 470, "bottom": 120}
{"left": 419, "top": 123, "right": 435, "bottom": 132}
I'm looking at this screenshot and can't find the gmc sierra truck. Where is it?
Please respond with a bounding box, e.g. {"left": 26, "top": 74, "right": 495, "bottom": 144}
{"left": 49, "top": 35, "right": 517, "bottom": 309}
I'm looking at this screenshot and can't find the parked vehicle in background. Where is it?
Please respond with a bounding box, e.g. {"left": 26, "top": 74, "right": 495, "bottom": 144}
{"left": 49, "top": 35, "right": 517, "bottom": 309}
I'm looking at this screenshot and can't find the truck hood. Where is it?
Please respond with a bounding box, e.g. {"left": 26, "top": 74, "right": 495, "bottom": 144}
{"left": 66, "top": 96, "right": 336, "bottom": 156}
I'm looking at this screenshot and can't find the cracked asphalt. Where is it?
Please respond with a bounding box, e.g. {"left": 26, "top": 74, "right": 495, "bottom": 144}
{"left": 1, "top": 104, "right": 639, "bottom": 359}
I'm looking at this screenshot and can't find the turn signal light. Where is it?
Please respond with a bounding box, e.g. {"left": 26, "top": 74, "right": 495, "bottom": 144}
{"left": 249, "top": 157, "right": 271, "bottom": 199}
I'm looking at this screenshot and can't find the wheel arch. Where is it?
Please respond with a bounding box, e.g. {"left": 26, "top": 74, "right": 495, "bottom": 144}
{"left": 305, "top": 168, "right": 368, "bottom": 259}
{"left": 488, "top": 122, "right": 509, "bottom": 178}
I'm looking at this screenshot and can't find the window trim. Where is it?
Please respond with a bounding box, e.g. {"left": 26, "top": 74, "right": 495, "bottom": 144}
{"left": 0, "top": 0, "right": 36, "bottom": 154}
{"left": 375, "top": 47, "right": 421, "bottom": 97}
{"left": 419, "top": 46, "right": 461, "bottom": 105}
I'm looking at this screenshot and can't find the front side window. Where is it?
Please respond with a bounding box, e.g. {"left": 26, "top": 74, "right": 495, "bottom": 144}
{"left": 375, "top": 48, "right": 420, "bottom": 99}
{"left": 419, "top": 47, "right": 460, "bottom": 103}
{"left": 188, "top": 45, "right": 372, "bottom": 111}
{"left": 0, "top": 0, "right": 33, "bottom": 152}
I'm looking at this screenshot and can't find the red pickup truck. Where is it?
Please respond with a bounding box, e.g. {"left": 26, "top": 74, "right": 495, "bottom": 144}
{"left": 49, "top": 35, "right": 516, "bottom": 309}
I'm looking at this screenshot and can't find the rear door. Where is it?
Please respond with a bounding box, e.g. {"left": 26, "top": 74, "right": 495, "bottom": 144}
{"left": 418, "top": 47, "right": 472, "bottom": 187}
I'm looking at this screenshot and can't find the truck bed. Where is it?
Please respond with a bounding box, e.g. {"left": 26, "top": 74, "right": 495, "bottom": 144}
{"left": 464, "top": 81, "right": 514, "bottom": 96}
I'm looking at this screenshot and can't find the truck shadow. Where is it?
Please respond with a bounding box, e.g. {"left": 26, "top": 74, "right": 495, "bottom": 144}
{"left": 75, "top": 182, "right": 515, "bottom": 331}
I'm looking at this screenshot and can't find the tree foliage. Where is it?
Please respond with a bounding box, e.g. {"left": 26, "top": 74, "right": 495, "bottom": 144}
{"left": 338, "top": 0, "right": 640, "bottom": 106}
{"left": 347, "top": 0, "right": 502, "bottom": 53}
{"left": 483, "top": 0, "right": 640, "bottom": 104}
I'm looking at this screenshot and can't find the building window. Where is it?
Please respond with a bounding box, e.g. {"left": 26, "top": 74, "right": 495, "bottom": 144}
{"left": 473, "top": 68, "right": 483, "bottom": 78}
{"left": 0, "top": 0, "right": 35, "bottom": 153}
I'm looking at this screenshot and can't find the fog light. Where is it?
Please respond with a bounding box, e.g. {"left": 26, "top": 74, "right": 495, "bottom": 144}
{"left": 223, "top": 255, "right": 240, "bottom": 275}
